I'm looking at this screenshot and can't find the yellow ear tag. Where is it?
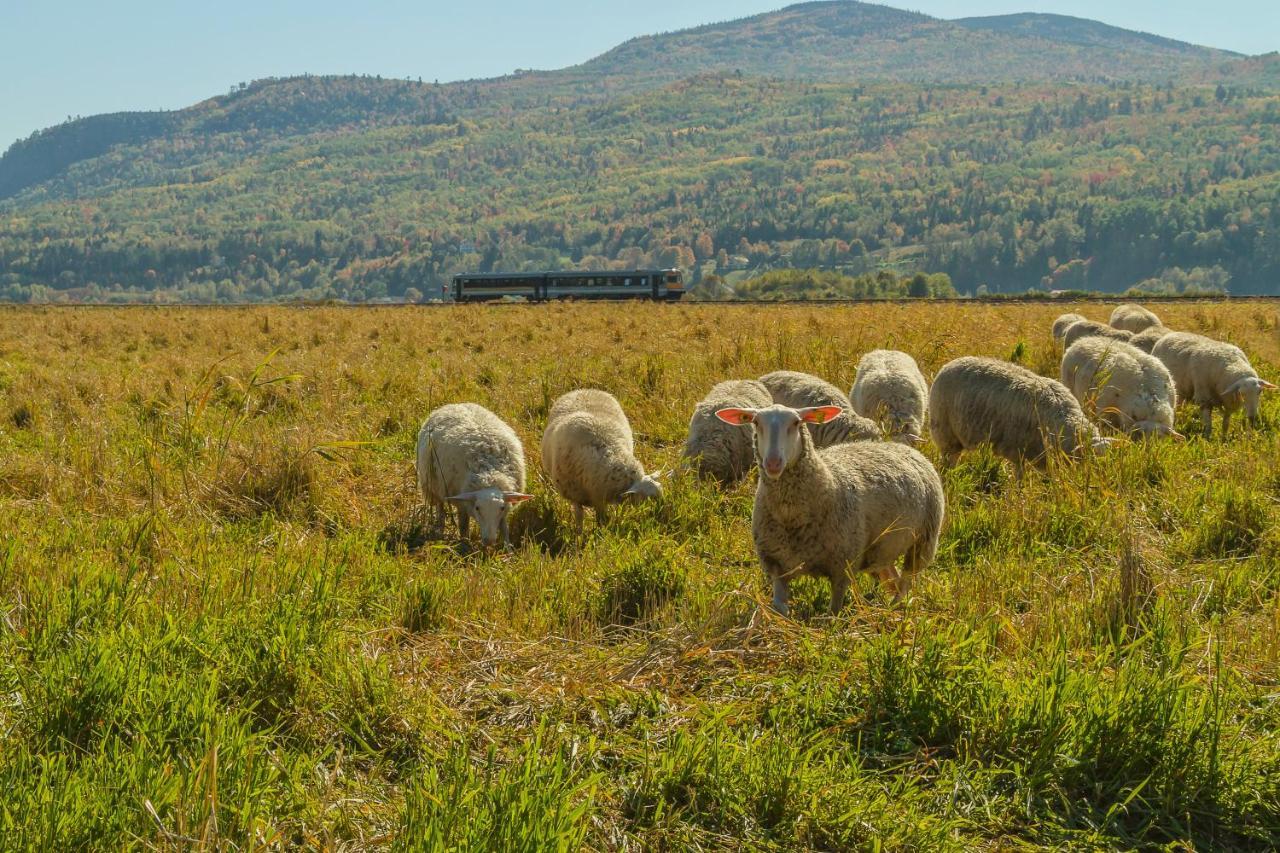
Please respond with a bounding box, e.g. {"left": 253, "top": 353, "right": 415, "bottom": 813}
{"left": 811, "top": 411, "right": 827, "bottom": 424}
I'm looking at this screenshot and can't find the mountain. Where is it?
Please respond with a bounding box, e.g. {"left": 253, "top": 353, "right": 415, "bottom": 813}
{"left": 1, "top": 2, "right": 1278, "bottom": 302}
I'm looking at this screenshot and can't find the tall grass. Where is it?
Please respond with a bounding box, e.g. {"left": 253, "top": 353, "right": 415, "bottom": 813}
{"left": 0, "top": 302, "right": 1277, "bottom": 848}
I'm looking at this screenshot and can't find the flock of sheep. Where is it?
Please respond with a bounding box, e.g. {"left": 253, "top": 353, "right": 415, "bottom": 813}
{"left": 415, "top": 304, "right": 1274, "bottom": 616}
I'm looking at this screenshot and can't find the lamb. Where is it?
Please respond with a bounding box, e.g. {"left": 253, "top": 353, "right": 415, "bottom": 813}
{"left": 1052, "top": 312, "right": 1088, "bottom": 345}
{"left": 1109, "top": 304, "right": 1163, "bottom": 334}
{"left": 759, "top": 370, "right": 881, "bottom": 446}
{"left": 541, "top": 388, "right": 662, "bottom": 532}
{"left": 1151, "top": 332, "right": 1276, "bottom": 438}
{"left": 849, "top": 349, "right": 928, "bottom": 445}
{"left": 1129, "top": 324, "right": 1173, "bottom": 354}
{"left": 1062, "top": 320, "right": 1135, "bottom": 349}
{"left": 682, "top": 379, "right": 773, "bottom": 485}
{"left": 1060, "top": 337, "right": 1181, "bottom": 438}
{"left": 416, "top": 403, "right": 533, "bottom": 549}
{"left": 929, "top": 356, "right": 1111, "bottom": 471}
{"left": 716, "top": 404, "right": 944, "bottom": 612}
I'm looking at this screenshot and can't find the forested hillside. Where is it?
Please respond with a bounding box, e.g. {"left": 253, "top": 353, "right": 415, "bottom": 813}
{"left": 1, "top": 1, "right": 1278, "bottom": 302}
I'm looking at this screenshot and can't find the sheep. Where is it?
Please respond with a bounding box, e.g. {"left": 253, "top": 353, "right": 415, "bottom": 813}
{"left": 1109, "top": 303, "right": 1163, "bottom": 334}
{"left": 929, "top": 356, "right": 1111, "bottom": 472}
{"left": 715, "top": 403, "right": 944, "bottom": 612}
{"left": 416, "top": 403, "right": 533, "bottom": 549}
{"left": 759, "top": 370, "right": 881, "bottom": 446}
{"left": 1052, "top": 312, "right": 1088, "bottom": 345}
{"left": 849, "top": 349, "right": 928, "bottom": 445}
{"left": 1062, "top": 320, "right": 1135, "bottom": 349}
{"left": 1151, "top": 332, "right": 1276, "bottom": 438}
{"left": 682, "top": 379, "right": 773, "bottom": 485}
{"left": 541, "top": 388, "right": 662, "bottom": 532}
{"left": 1129, "top": 324, "right": 1173, "bottom": 354}
{"left": 1060, "top": 337, "right": 1181, "bottom": 438}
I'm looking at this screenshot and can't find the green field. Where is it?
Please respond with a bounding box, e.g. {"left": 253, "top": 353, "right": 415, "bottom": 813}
{"left": 1, "top": 302, "right": 1278, "bottom": 849}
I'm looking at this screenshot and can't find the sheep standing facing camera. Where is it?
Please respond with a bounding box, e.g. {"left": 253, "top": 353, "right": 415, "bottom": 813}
{"left": 759, "top": 370, "right": 880, "bottom": 446}
{"left": 849, "top": 349, "right": 928, "bottom": 445}
{"left": 1152, "top": 332, "right": 1276, "bottom": 438}
{"left": 682, "top": 379, "right": 773, "bottom": 485}
{"left": 1060, "top": 337, "right": 1181, "bottom": 438}
{"left": 929, "top": 356, "right": 1111, "bottom": 472}
{"left": 716, "top": 403, "right": 944, "bottom": 613}
{"left": 416, "top": 403, "right": 533, "bottom": 550}
{"left": 542, "top": 389, "right": 662, "bottom": 533}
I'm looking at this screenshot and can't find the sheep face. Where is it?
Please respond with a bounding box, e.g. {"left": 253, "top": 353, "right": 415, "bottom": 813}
{"left": 622, "top": 473, "right": 664, "bottom": 502}
{"left": 1225, "top": 377, "right": 1276, "bottom": 423}
{"left": 447, "top": 488, "right": 533, "bottom": 548}
{"left": 716, "top": 404, "right": 843, "bottom": 479}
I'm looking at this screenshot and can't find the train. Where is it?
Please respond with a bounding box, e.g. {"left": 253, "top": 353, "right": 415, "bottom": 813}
{"left": 452, "top": 269, "right": 685, "bottom": 302}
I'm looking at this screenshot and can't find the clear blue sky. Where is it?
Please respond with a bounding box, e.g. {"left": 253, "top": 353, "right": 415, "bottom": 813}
{"left": 3, "top": 1, "right": 1277, "bottom": 152}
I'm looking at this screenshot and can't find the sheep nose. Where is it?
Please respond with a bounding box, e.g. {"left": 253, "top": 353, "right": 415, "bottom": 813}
{"left": 763, "top": 458, "right": 785, "bottom": 477}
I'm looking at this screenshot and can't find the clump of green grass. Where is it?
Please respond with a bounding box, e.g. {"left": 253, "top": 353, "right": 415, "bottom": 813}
{"left": 1184, "top": 486, "right": 1271, "bottom": 559}
{"left": 596, "top": 538, "right": 687, "bottom": 627}
{"left": 401, "top": 578, "right": 446, "bottom": 633}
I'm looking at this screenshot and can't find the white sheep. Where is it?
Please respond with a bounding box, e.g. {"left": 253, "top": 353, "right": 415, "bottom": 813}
{"left": 929, "top": 356, "right": 1111, "bottom": 471}
{"left": 1052, "top": 312, "right": 1088, "bottom": 345}
{"left": 1060, "top": 337, "right": 1182, "bottom": 438}
{"left": 416, "top": 403, "right": 533, "bottom": 549}
{"left": 759, "top": 370, "right": 881, "bottom": 446}
{"left": 1151, "top": 332, "right": 1276, "bottom": 438}
{"left": 1129, "top": 324, "right": 1173, "bottom": 354}
{"left": 716, "top": 403, "right": 944, "bottom": 612}
{"left": 849, "top": 349, "right": 928, "bottom": 445}
{"left": 1109, "top": 304, "right": 1163, "bottom": 334}
{"left": 541, "top": 388, "right": 662, "bottom": 532}
{"left": 682, "top": 379, "right": 773, "bottom": 485}
{"left": 1063, "top": 320, "right": 1135, "bottom": 349}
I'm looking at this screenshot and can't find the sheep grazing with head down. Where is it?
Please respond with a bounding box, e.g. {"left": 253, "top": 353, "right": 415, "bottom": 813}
{"left": 929, "top": 356, "right": 1111, "bottom": 472}
{"left": 1060, "top": 337, "right": 1182, "bottom": 439}
{"left": 849, "top": 349, "right": 928, "bottom": 445}
{"left": 1109, "top": 303, "right": 1163, "bottom": 334}
{"left": 1151, "top": 332, "right": 1276, "bottom": 438}
{"left": 1063, "top": 320, "right": 1134, "bottom": 349}
{"left": 541, "top": 389, "right": 662, "bottom": 533}
{"left": 1052, "top": 313, "right": 1088, "bottom": 345}
{"left": 716, "top": 403, "right": 944, "bottom": 612}
{"left": 759, "top": 370, "right": 881, "bottom": 446}
{"left": 416, "top": 403, "right": 533, "bottom": 550}
{"left": 1129, "top": 324, "right": 1173, "bottom": 354}
{"left": 682, "top": 379, "right": 773, "bottom": 485}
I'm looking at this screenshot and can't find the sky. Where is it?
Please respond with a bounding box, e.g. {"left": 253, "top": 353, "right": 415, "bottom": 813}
{"left": 3, "top": 0, "right": 1277, "bottom": 152}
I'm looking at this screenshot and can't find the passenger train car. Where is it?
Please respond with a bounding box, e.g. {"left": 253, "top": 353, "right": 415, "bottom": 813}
{"left": 452, "top": 269, "right": 685, "bottom": 302}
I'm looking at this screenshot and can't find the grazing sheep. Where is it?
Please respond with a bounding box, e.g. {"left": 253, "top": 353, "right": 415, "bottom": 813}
{"left": 1052, "top": 312, "right": 1088, "bottom": 345}
{"left": 929, "top": 356, "right": 1111, "bottom": 471}
{"left": 1060, "top": 337, "right": 1181, "bottom": 438}
{"left": 849, "top": 349, "right": 928, "bottom": 445}
{"left": 1063, "top": 320, "right": 1135, "bottom": 349}
{"left": 541, "top": 389, "right": 662, "bottom": 532}
{"left": 716, "top": 404, "right": 944, "bottom": 612}
{"left": 1151, "top": 332, "right": 1276, "bottom": 438}
{"left": 1129, "top": 324, "right": 1173, "bottom": 354}
{"left": 1110, "top": 304, "right": 1163, "bottom": 334}
{"left": 759, "top": 370, "right": 881, "bottom": 446}
{"left": 416, "top": 403, "right": 533, "bottom": 549}
{"left": 682, "top": 379, "right": 773, "bottom": 485}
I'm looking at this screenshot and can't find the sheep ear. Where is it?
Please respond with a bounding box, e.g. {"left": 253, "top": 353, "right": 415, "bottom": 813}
{"left": 503, "top": 492, "right": 534, "bottom": 504}
{"left": 1261, "top": 380, "right": 1277, "bottom": 390}
{"left": 445, "top": 492, "right": 476, "bottom": 504}
{"left": 799, "top": 405, "right": 844, "bottom": 425}
{"left": 1168, "top": 429, "right": 1186, "bottom": 441}
{"left": 715, "top": 408, "right": 756, "bottom": 425}
{"left": 904, "top": 433, "right": 926, "bottom": 446}
{"left": 648, "top": 469, "right": 669, "bottom": 480}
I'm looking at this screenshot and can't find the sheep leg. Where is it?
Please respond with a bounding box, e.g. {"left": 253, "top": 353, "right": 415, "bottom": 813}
{"left": 456, "top": 506, "right": 470, "bottom": 541}
{"left": 573, "top": 504, "right": 585, "bottom": 537}
{"left": 431, "top": 500, "right": 446, "bottom": 533}
{"left": 872, "top": 564, "right": 904, "bottom": 603}
{"left": 501, "top": 517, "right": 512, "bottom": 550}
{"left": 1221, "top": 409, "right": 1233, "bottom": 438}
{"left": 1200, "top": 405, "right": 1214, "bottom": 439}
{"left": 770, "top": 575, "right": 792, "bottom": 616}
{"left": 595, "top": 504, "right": 609, "bottom": 528}
{"left": 828, "top": 572, "right": 851, "bottom": 614}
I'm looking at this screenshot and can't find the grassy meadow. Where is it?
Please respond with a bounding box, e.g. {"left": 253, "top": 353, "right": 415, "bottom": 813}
{"left": 1, "top": 301, "right": 1279, "bottom": 849}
